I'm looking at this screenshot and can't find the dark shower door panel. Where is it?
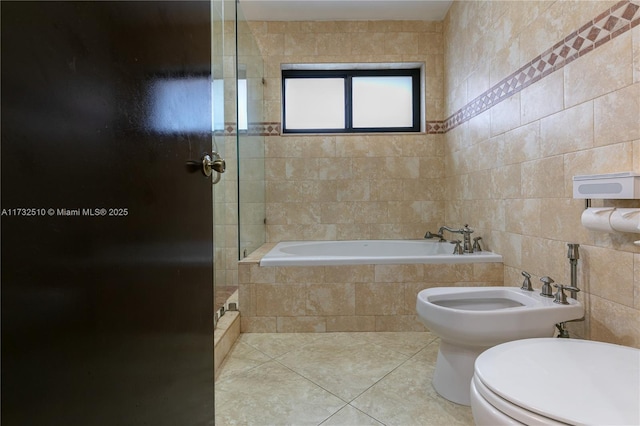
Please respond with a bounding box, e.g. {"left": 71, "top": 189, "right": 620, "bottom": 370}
{"left": 1, "top": 2, "right": 213, "bottom": 425}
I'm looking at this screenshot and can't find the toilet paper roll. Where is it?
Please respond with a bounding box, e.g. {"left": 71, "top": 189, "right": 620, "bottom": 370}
{"left": 581, "top": 207, "right": 615, "bottom": 232}
{"left": 610, "top": 208, "right": 640, "bottom": 233}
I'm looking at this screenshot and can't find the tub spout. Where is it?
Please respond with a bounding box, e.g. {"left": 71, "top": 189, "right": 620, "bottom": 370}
{"left": 437, "top": 225, "right": 475, "bottom": 253}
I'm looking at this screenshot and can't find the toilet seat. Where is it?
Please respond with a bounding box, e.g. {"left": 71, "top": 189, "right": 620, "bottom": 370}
{"left": 471, "top": 374, "right": 564, "bottom": 425}
{"left": 472, "top": 338, "right": 640, "bottom": 425}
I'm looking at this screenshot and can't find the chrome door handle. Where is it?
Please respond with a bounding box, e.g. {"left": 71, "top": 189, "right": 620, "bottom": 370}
{"left": 202, "top": 152, "right": 226, "bottom": 182}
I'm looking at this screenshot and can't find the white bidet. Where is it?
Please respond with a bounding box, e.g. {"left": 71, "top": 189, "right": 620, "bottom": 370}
{"left": 416, "top": 286, "right": 583, "bottom": 405}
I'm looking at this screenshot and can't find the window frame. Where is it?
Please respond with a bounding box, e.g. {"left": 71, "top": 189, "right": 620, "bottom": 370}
{"left": 282, "top": 68, "right": 421, "bottom": 134}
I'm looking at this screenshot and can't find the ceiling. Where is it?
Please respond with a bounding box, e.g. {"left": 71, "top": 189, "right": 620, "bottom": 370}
{"left": 238, "top": 0, "right": 453, "bottom": 21}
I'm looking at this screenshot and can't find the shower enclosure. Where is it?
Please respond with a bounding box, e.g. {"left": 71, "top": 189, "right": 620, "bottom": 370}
{"left": 213, "top": 0, "right": 266, "bottom": 323}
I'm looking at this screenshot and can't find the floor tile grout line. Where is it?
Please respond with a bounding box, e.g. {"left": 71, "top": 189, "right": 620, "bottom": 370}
{"left": 344, "top": 338, "right": 449, "bottom": 421}
{"left": 214, "top": 340, "right": 279, "bottom": 386}
{"left": 219, "top": 333, "right": 440, "bottom": 388}
{"left": 336, "top": 340, "right": 444, "bottom": 426}
{"left": 320, "top": 339, "right": 441, "bottom": 425}
{"left": 240, "top": 332, "right": 343, "bottom": 360}
{"left": 319, "top": 403, "right": 390, "bottom": 426}
{"left": 215, "top": 333, "right": 472, "bottom": 426}
{"left": 270, "top": 357, "right": 354, "bottom": 424}
{"left": 272, "top": 356, "right": 353, "bottom": 403}
{"left": 267, "top": 333, "right": 436, "bottom": 425}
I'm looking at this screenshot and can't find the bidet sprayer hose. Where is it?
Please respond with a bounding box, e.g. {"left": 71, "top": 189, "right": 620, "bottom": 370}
{"left": 567, "top": 243, "right": 580, "bottom": 298}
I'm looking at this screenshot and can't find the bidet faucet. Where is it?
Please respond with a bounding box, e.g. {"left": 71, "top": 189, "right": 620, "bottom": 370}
{"left": 540, "top": 276, "right": 555, "bottom": 298}
{"left": 520, "top": 271, "right": 533, "bottom": 291}
{"left": 553, "top": 284, "right": 580, "bottom": 305}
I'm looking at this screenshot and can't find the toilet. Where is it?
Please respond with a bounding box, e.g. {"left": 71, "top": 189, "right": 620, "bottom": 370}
{"left": 416, "top": 286, "right": 583, "bottom": 405}
{"left": 471, "top": 338, "right": 640, "bottom": 425}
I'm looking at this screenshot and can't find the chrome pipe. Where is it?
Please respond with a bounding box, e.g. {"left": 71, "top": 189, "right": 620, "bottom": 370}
{"left": 567, "top": 243, "right": 580, "bottom": 299}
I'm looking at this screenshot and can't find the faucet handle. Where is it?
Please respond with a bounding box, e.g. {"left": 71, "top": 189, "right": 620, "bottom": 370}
{"left": 473, "top": 236, "right": 483, "bottom": 252}
{"left": 553, "top": 283, "right": 580, "bottom": 305}
{"left": 520, "top": 271, "right": 533, "bottom": 291}
{"left": 450, "top": 240, "right": 464, "bottom": 255}
{"left": 540, "top": 276, "right": 555, "bottom": 297}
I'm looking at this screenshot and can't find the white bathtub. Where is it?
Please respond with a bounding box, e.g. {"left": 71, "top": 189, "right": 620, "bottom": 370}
{"left": 259, "top": 240, "right": 503, "bottom": 266}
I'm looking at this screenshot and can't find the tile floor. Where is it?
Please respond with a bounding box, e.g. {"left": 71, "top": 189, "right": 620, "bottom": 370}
{"left": 215, "top": 332, "right": 474, "bottom": 425}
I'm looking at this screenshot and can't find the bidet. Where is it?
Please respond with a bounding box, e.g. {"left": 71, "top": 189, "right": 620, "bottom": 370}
{"left": 416, "top": 284, "right": 584, "bottom": 405}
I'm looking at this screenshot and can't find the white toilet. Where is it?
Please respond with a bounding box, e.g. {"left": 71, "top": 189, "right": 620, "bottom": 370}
{"left": 416, "top": 286, "right": 583, "bottom": 405}
{"left": 471, "top": 338, "right": 640, "bottom": 425}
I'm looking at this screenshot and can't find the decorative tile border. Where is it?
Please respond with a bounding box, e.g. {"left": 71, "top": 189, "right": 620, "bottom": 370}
{"left": 244, "top": 0, "right": 639, "bottom": 137}
{"left": 216, "top": 122, "right": 281, "bottom": 136}
{"left": 247, "top": 122, "right": 281, "bottom": 136}
{"left": 434, "top": 0, "right": 640, "bottom": 134}
{"left": 425, "top": 121, "right": 447, "bottom": 134}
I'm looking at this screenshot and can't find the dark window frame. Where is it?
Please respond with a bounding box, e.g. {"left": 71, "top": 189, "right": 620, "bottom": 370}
{"left": 282, "top": 68, "right": 421, "bottom": 134}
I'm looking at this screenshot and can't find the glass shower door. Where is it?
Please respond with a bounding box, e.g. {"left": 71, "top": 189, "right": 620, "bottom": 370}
{"left": 237, "top": 0, "right": 266, "bottom": 260}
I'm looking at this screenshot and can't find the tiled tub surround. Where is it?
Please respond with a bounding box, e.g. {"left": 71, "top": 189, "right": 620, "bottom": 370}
{"left": 243, "top": 1, "right": 640, "bottom": 347}
{"left": 238, "top": 244, "right": 504, "bottom": 333}
{"left": 250, "top": 19, "right": 448, "bottom": 243}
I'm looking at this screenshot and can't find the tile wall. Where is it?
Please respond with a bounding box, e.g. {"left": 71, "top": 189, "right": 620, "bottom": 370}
{"left": 443, "top": 0, "right": 640, "bottom": 347}
{"left": 248, "top": 20, "right": 448, "bottom": 242}
{"left": 239, "top": 246, "right": 504, "bottom": 332}
{"left": 245, "top": 1, "right": 640, "bottom": 347}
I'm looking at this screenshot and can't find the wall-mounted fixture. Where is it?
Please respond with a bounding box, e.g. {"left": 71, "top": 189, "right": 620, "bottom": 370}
{"left": 573, "top": 172, "right": 640, "bottom": 199}
{"left": 574, "top": 172, "right": 640, "bottom": 245}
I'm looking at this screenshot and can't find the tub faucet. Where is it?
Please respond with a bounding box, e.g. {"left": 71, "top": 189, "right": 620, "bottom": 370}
{"left": 437, "top": 225, "right": 475, "bottom": 253}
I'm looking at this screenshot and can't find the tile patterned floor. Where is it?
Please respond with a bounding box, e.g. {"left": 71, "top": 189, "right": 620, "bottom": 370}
{"left": 215, "top": 332, "right": 474, "bottom": 426}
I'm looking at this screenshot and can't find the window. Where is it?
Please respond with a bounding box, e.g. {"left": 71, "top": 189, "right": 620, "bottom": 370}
{"left": 282, "top": 67, "right": 421, "bottom": 134}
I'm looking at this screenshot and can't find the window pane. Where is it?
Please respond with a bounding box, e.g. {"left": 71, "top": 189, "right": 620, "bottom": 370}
{"left": 352, "top": 76, "right": 413, "bottom": 128}
{"left": 285, "top": 78, "right": 344, "bottom": 129}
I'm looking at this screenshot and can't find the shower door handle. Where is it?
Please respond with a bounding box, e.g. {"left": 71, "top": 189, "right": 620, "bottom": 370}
{"left": 202, "top": 152, "right": 226, "bottom": 183}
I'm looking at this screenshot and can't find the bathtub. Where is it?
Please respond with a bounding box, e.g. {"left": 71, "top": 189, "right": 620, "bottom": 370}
{"left": 259, "top": 240, "right": 503, "bottom": 266}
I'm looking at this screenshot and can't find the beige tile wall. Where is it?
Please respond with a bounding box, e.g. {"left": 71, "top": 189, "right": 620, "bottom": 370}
{"left": 239, "top": 252, "right": 504, "bottom": 332}
{"left": 444, "top": 0, "right": 640, "bottom": 348}
{"left": 244, "top": 1, "right": 640, "bottom": 347}
{"left": 248, "top": 20, "right": 448, "bottom": 242}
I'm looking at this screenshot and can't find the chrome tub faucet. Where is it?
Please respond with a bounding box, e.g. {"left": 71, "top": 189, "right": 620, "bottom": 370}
{"left": 425, "top": 224, "right": 476, "bottom": 253}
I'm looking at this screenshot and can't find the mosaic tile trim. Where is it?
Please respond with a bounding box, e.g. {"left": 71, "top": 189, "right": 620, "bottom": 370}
{"left": 438, "top": 0, "right": 640, "bottom": 134}
{"left": 247, "top": 122, "right": 281, "bottom": 136}
{"left": 425, "top": 121, "right": 447, "bottom": 134}
{"left": 217, "top": 122, "right": 281, "bottom": 136}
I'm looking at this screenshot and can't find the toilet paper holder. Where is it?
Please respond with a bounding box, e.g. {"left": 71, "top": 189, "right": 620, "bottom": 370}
{"left": 581, "top": 207, "right": 640, "bottom": 234}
